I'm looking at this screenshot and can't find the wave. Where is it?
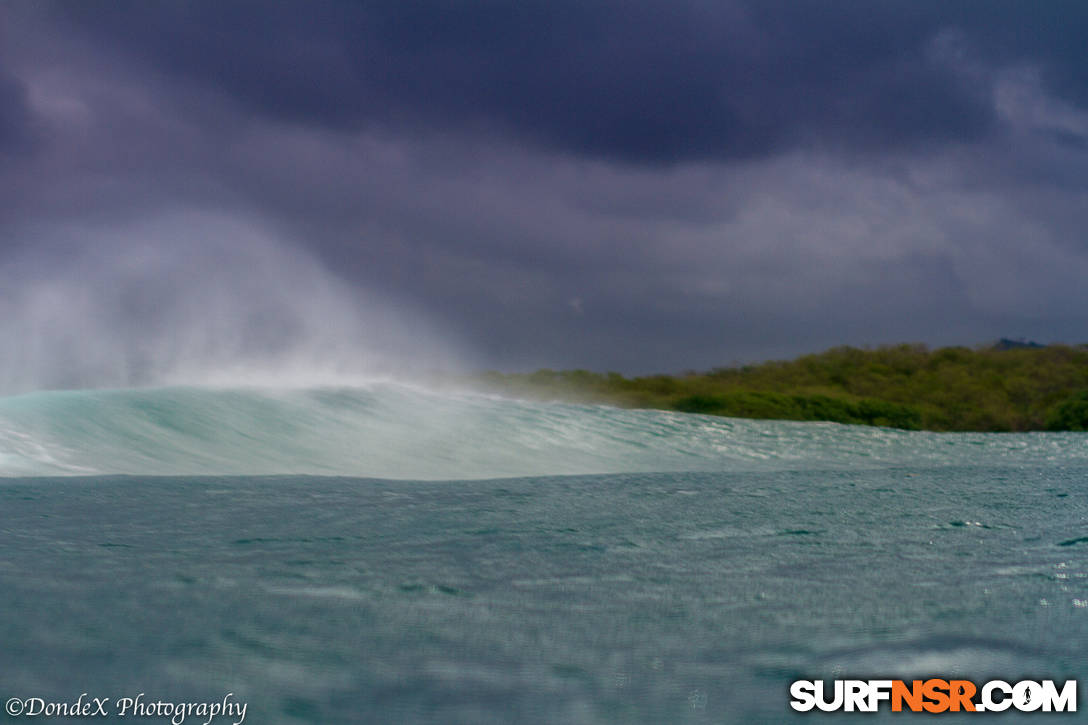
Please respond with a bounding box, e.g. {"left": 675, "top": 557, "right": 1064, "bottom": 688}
{"left": 0, "top": 383, "right": 1085, "bottom": 478}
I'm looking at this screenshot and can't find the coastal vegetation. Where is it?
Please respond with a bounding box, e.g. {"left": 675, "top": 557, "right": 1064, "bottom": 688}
{"left": 473, "top": 343, "right": 1088, "bottom": 432}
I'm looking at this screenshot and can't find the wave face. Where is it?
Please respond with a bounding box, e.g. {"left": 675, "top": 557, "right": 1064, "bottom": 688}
{"left": 2, "top": 383, "right": 1086, "bottom": 478}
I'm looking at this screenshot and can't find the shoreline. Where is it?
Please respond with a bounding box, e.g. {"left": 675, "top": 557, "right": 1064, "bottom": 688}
{"left": 470, "top": 342, "right": 1088, "bottom": 433}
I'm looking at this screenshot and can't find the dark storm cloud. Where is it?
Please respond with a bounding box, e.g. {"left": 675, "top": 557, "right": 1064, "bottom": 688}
{"left": 50, "top": 0, "right": 1088, "bottom": 164}
{"left": 2, "top": 1, "right": 1088, "bottom": 377}
{"left": 0, "top": 66, "right": 37, "bottom": 155}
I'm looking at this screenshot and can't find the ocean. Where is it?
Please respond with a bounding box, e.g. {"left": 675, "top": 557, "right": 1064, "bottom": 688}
{"left": 1, "top": 382, "right": 1085, "bottom": 723}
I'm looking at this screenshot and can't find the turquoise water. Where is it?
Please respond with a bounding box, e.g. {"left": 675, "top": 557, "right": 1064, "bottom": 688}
{"left": 1, "top": 384, "right": 1086, "bottom": 722}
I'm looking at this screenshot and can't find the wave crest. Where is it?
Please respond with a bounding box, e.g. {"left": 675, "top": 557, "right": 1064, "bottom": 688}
{"left": 1, "top": 384, "right": 1085, "bottom": 478}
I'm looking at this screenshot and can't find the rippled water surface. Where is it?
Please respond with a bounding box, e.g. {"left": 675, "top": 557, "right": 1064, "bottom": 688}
{"left": 1, "top": 385, "right": 1086, "bottom": 722}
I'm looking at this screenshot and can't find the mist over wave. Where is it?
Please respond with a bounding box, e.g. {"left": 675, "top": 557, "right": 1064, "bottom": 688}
{"left": 0, "top": 211, "right": 462, "bottom": 394}
{"left": 1, "top": 382, "right": 1085, "bottom": 478}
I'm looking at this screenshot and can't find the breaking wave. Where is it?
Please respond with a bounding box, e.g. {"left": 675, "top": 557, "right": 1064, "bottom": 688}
{"left": 1, "top": 382, "right": 1085, "bottom": 478}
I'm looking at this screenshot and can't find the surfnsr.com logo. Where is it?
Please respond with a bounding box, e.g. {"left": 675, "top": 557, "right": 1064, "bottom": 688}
{"left": 790, "top": 679, "right": 1077, "bottom": 713}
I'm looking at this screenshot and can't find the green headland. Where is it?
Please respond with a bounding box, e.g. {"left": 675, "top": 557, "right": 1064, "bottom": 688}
{"left": 473, "top": 342, "right": 1088, "bottom": 432}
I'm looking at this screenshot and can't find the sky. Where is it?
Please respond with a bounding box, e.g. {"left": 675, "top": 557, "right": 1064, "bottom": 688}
{"left": 2, "top": 1, "right": 1088, "bottom": 384}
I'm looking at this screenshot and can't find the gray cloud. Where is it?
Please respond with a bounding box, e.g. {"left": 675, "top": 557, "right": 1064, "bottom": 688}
{"left": 0, "top": 66, "right": 37, "bottom": 156}
{"left": 47, "top": 0, "right": 1036, "bottom": 163}
{"left": 1, "top": 1, "right": 1087, "bottom": 378}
